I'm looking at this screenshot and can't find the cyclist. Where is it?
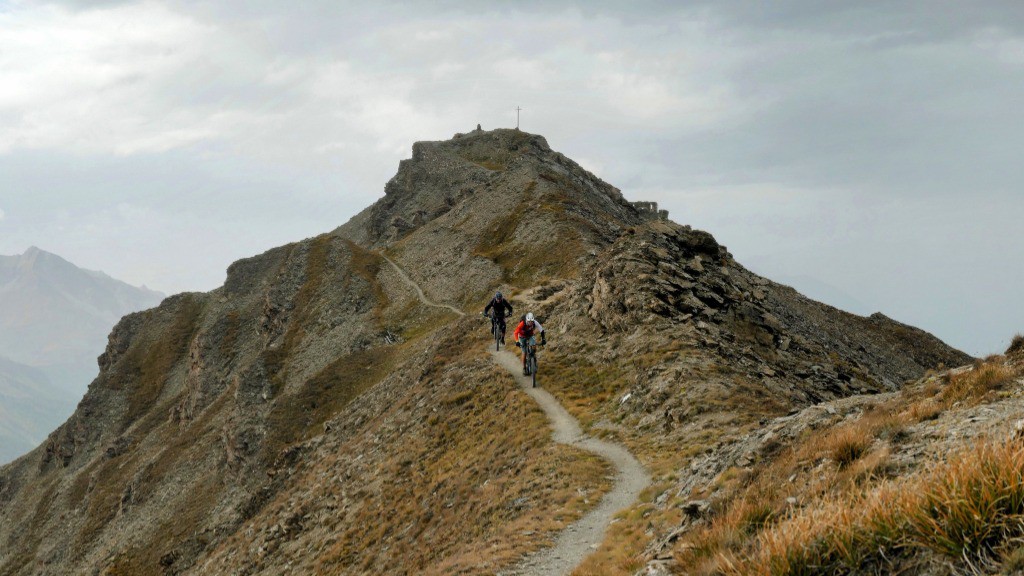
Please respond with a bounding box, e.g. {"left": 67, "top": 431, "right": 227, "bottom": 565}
{"left": 513, "top": 312, "right": 546, "bottom": 375}
{"left": 482, "top": 291, "right": 514, "bottom": 344}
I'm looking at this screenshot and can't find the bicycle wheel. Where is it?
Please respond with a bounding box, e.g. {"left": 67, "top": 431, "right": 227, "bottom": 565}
{"left": 531, "top": 353, "right": 538, "bottom": 388}
{"left": 493, "top": 322, "right": 501, "bottom": 351}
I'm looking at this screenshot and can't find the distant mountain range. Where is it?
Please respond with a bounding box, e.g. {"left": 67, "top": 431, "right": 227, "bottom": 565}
{"left": 0, "top": 247, "right": 164, "bottom": 463}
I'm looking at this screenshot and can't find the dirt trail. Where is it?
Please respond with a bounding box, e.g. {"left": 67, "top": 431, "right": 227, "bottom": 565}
{"left": 382, "top": 256, "right": 650, "bottom": 576}
{"left": 381, "top": 255, "right": 466, "bottom": 317}
{"left": 491, "top": 349, "right": 651, "bottom": 576}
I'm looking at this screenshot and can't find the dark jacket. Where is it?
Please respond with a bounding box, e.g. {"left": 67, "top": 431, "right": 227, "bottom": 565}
{"left": 484, "top": 297, "right": 513, "bottom": 318}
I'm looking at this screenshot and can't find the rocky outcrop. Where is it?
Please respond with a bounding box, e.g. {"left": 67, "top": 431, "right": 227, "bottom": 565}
{"left": 583, "top": 220, "right": 969, "bottom": 400}
{"left": 629, "top": 201, "right": 669, "bottom": 221}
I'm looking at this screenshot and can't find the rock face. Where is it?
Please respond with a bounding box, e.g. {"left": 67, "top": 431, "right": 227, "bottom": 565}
{"left": 0, "top": 129, "right": 972, "bottom": 575}
{"left": 584, "top": 221, "right": 970, "bottom": 402}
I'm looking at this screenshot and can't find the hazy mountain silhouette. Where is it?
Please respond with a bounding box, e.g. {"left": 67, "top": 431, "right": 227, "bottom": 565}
{"left": 0, "top": 247, "right": 164, "bottom": 463}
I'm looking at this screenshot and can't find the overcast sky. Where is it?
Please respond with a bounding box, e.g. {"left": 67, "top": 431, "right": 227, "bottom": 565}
{"left": 1, "top": 0, "right": 1022, "bottom": 355}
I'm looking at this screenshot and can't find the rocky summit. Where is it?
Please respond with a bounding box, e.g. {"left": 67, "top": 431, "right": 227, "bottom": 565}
{"left": 1, "top": 128, "right": 1000, "bottom": 576}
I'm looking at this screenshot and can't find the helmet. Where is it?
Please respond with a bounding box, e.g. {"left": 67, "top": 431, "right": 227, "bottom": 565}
{"left": 525, "top": 312, "right": 535, "bottom": 322}
{"left": 495, "top": 292, "right": 503, "bottom": 300}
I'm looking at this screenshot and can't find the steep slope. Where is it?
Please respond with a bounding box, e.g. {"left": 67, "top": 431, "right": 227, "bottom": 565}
{"left": 516, "top": 220, "right": 973, "bottom": 573}
{"left": 334, "top": 129, "right": 971, "bottom": 573}
{"left": 0, "top": 233, "right": 612, "bottom": 575}
{"left": 0, "top": 128, "right": 971, "bottom": 576}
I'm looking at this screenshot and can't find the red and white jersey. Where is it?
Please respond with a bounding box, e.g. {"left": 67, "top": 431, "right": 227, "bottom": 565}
{"left": 513, "top": 319, "right": 544, "bottom": 340}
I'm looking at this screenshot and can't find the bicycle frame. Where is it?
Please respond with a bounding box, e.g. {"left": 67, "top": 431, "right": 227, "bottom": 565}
{"left": 485, "top": 312, "right": 509, "bottom": 351}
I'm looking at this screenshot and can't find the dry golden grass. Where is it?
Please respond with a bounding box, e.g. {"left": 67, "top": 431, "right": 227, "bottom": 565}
{"left": 812, "top": 426, "right": 872, "bottom": 470}
{"left": 307, "top": 336, "right": 615, "bottom": 575}
{"left": 541, "top": 352, "right": 630, "bottom": 428}
{"left": 1007, "top": 333, "right": 1024, "bottom": 356}
{"left": 673, "top": 405, "right": 909, "bottom": 573}
{"left": 573, "top": 484, "right": 685, "bottom": 576}
{"left": 904, "top": 398, "right": 943, "bottom": 422}
{"left": 733, "top": 439, "right": 1024, "bottom": 575}
{"left": 675, "top": 357, "right": 1024, "bottom": 575}
{"left": 195, "top": 322, "right": 616, "bottom": 575}
{"left": 940, "top": 363, "right": 1016, "bottom": 407}
{"left": 539, "top": 341, "right": 791, "bottom": 574}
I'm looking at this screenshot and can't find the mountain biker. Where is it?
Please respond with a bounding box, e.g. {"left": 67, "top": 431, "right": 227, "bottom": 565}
{"left": 482, "top": 291, "right": 514, "bottom": 344}
{"left": 513, "top": 312, "right": 546, "bottom": 375}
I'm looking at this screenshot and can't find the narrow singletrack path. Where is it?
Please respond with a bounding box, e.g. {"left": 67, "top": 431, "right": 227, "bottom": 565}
{"left": 381, "top": 255, "right": 466, "bottom": 317}
{"left": 382, "top": 255, "right": 650, "bottom": 575}
{"left": 492, "top": 350, "right": 651, "bottom": 576}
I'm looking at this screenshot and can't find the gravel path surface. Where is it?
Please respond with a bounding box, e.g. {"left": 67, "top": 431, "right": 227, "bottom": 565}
{"left": 491, "top": 349, "right": 650, "bottom": 576}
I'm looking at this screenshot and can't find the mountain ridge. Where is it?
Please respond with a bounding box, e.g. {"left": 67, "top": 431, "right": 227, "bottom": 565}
{"left": 0, "top": 128, "right": 978, "bottom": 575}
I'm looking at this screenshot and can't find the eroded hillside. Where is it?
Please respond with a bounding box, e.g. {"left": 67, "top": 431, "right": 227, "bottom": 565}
{"left": 0, "top": 128, "right": 976, "bottom": 576}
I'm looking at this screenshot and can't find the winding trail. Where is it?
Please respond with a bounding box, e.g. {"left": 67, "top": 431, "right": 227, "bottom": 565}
{"left": 380, "top": 255, "right": 466, "bottom": 317}
{"left": 382, "top": 256, "right": 651, "bottom": 576}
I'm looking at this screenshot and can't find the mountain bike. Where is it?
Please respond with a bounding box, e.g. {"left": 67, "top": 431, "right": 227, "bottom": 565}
{"left": 524, "top": 340, "right": 542, "bottom": 388}
{"left": 483, "top": 313, "right": 511, "bottom": 351}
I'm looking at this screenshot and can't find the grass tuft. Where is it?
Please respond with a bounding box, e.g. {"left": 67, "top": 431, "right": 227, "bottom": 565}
{"left": 940, "top": 363, "right": 1016, "bottom": 407}
{"left": 827, "top": 428, "right": 872, "bottom": 469}
{"left": 1007, "top": 333, "right": 1024, "bottom": 356}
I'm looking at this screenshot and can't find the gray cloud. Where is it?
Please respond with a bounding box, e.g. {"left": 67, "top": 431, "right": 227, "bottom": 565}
{"left": 1, "top": 0, "right": 1021, "bottom": 355}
